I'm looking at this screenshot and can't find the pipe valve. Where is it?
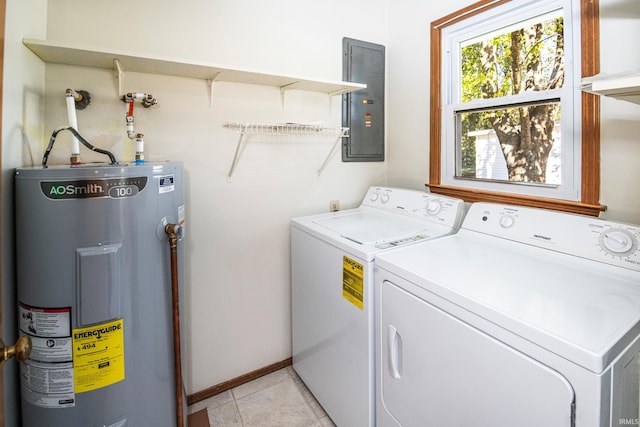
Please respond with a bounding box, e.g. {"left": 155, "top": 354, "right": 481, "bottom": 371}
{"left": 66, "top": 88, "right": 91, "bottom": 110}
{"left": 141, "top": 94, "right": 158, "bottom": 108}
{"left": 122, "top": 92, "right": 157, "bottom": 107}
{"left": 165, "top": 223, "right": 184, "bottom": 242}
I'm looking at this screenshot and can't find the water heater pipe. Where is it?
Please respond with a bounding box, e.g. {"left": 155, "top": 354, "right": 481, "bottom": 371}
{"left": 134, "top": 133, "right": 145, "bottom": 164}
{"left": 65, "top": 88, "right": 91, "bottom": 164}
{"left": 65, "top": 90, "right": 81, "bottom": 162}
{"left": 164, "top": 223, "right": 184, "bottom": 427}
{"left": 123, "top": 92, "right": 157, "bottom": 164}
{"left": 123, "top": 92, "right": 157, "bottom": 108}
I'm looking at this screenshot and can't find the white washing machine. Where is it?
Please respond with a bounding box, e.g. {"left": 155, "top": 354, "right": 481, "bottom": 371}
{"left": 291, "top": 187, "right": 466, "bottom": 427}
{"left": 375, "top": 202, "right": 640, "bottom": 427}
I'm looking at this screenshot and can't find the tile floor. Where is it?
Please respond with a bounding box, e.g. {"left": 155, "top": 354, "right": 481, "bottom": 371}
{"left": 187, "top": 366, "right": 336, "bottom": 427}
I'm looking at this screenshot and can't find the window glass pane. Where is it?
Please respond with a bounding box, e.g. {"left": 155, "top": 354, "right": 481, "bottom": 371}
{"left": 461, "top": 12, "right": 564, "bottom": 102}
{"left": 456, "top": 101, "right": 561, "bottom": 185}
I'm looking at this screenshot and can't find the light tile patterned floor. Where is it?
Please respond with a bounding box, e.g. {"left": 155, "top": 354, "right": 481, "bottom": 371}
{"left": 187, "top": 367, "right": 336, "bottom": 427}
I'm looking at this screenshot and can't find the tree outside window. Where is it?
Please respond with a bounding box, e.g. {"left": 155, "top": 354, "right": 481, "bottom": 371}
{"left": 459, "top": 13, "right": 563, "bottom": 183}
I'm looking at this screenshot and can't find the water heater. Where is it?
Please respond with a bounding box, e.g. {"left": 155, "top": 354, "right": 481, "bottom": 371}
{"left": 15, "top": 162, "right": 186, "bottom": 426}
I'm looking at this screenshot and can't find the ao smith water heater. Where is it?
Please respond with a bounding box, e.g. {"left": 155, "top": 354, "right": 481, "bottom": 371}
{"left": 15, "top": 87, "right": 187, "bottom": 426}
{"left": 16, "top": 162, "right": 186, "bottom": 426}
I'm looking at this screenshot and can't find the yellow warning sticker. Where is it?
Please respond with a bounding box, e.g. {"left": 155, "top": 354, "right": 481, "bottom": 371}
{"left": 343, "top": 256, "right": 364, "bottom": 310}
{"left": 72, "top": 319, "right": 125, "bottom": 393}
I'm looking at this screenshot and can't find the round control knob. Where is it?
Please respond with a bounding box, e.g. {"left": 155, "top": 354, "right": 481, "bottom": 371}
{"left": 380, "top": 193, "right": 390, "bottom": 204}
{"left": 499, "top": 214, "right": 515, "bottom": 228}
{"left": 599, "top": 228, "right": 637, "bottom": 256}
{"left": 425, "top": 199, "right": 442, "bottom": 216}
{"left": 370, "top": 192, "right": 379, "bottom": 202}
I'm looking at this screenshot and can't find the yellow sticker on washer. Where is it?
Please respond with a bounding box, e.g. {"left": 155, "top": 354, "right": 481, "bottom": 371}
{"left": 343, "top": 256, "right": 364, "bottom": 310}
{"left": 72, "top": 319, "right": 125, "bottom": 393}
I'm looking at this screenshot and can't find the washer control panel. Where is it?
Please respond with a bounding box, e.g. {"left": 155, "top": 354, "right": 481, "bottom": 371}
{"left": 361, "top": 187, "right": 466, "bottom": 230}
{"left": 463, "top": 202, "right": 640, "bottom": 271}
{"left": 375, "top": 234, "right": 429, "bottom": 249}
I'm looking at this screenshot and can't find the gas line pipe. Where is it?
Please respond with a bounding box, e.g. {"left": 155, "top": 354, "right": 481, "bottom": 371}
{"left": 165, "top": 223, "right": 184, "bottom": 427}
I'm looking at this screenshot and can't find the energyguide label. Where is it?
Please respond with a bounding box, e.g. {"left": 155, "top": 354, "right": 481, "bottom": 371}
{"left": 343, "top": 256, "right": 365, "bottom": 310}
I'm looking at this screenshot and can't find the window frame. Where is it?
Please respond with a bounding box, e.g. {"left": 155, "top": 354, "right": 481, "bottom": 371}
{"left": 428, "top": 0, "right": 604, "bottom": 216}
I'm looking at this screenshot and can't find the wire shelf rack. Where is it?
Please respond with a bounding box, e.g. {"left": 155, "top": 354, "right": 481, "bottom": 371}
{"left": 223, "top": 122, "right": 350, "bottom": 180}
{"left": 223, "top": 122, "right": 348, "bottom": 136}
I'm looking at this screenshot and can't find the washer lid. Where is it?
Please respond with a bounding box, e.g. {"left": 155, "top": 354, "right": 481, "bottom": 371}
{"left": 292, "top": 207, "right": 457, "bottom": 261}
{"left": 376, "top": 230, "right": 640, "bottom": 373}
{"left": 313, "top": 210, "right": 431, "bottom": 245}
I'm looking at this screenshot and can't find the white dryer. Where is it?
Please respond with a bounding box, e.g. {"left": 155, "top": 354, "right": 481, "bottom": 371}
{"left": 375, "top": 202, "right": 640, "bottom": 427}
{"left": 291, "top": 187, "right": 466, "bottom": 427}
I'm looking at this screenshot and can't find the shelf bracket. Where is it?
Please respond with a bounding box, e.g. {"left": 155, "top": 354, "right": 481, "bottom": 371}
{"left": 317, "top": 128, "right": 349, "bottom": 176}
{"left": 207, "top": 72, "right": 222, "bottom": 108}
{"left": 329, "top": 88, "right": 349, "bottom": 97}
{"left": 280, "top": 82, "right": 300, "bottom": 110}
{"left": 227, "top": 129, "right": 247, "bottom": 182}
{"left": 329, "top": 88, "right": 347, "bottom": 113}
{"left": 113, "top": 59, "right": 124, "bottom": 97}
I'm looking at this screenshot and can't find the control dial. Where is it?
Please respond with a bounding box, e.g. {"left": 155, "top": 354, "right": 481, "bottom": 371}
{"left": 370, "top": 192, "right": 379, "bottom": 202}
{"left": 425, "top": 199, "right": 442, "bottom": 216}
{"left": 499, "top": 214, "right": 515, "bottom": 228}
{"left": 598, "top": 228, "right": 638, "bottom": 256}
{"left": 380, "top": 193, "right": 390, "bottom": 204}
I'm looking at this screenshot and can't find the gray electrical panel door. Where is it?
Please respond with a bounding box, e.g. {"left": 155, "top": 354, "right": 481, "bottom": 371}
{"left": 342, "top": 37, "right": 385, "bottom": 162}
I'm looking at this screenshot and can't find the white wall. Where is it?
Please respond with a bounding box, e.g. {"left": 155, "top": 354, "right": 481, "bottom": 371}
{"left": 37, "top": 0, "right": 389, "bottom": 395}
{"left": 385, "top": 0, "right": 439, "bottom": 190}
{"left": 598, "top": 0, "right": 640, "bottom": 223}
{"left": 386, "top": 0, "right": 640, "bottom": 224}
{"left": 2, "top": 1, "right": 47, "bottom": 424}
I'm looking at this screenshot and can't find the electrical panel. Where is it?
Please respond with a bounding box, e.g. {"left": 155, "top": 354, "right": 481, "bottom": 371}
{"left": 342, "top": 38, "right": 385, "bottom": 162}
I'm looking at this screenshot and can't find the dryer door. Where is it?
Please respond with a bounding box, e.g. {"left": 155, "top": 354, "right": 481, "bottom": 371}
{"left": 378, "top": 280, "right": 575, "bottom": 427}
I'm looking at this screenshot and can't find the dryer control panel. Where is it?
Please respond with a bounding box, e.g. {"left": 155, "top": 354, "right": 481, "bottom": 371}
{"left": 463, "top": 202, "right": 640, "bottom": 271}
{"left": 361, "top": 187, "right": 466, "bottom": 230}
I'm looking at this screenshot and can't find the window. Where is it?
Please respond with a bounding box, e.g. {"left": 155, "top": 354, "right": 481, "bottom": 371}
{"left": 428, "top": 0, "right": 604, "bottom": 216}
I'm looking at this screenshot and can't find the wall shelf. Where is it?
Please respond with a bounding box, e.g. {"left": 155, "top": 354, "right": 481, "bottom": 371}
{"left": 223, "top": 122, "right": 349, "bottom": 180}
{"left": 23, "top": 38, "right": 366, "bottom": 104}
{"left": 581, "top": 71, "right": 640, "bottom": 105}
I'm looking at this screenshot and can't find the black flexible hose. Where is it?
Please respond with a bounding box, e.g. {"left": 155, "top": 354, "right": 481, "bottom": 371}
{"left": 42, "top": 126, "right": 118, "bottom": 167}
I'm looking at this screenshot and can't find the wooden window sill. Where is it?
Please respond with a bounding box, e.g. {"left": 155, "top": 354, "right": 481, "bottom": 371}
{"left": 426, "top": 184, "right": 606, "bottom": 217}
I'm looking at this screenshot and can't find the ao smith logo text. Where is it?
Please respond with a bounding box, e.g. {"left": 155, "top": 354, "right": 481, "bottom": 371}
{"left": 40, "top": 177, "right": 147, "bottom": 200}
{"left": 49, "top": 182, "right": 104, "bottom": 196}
